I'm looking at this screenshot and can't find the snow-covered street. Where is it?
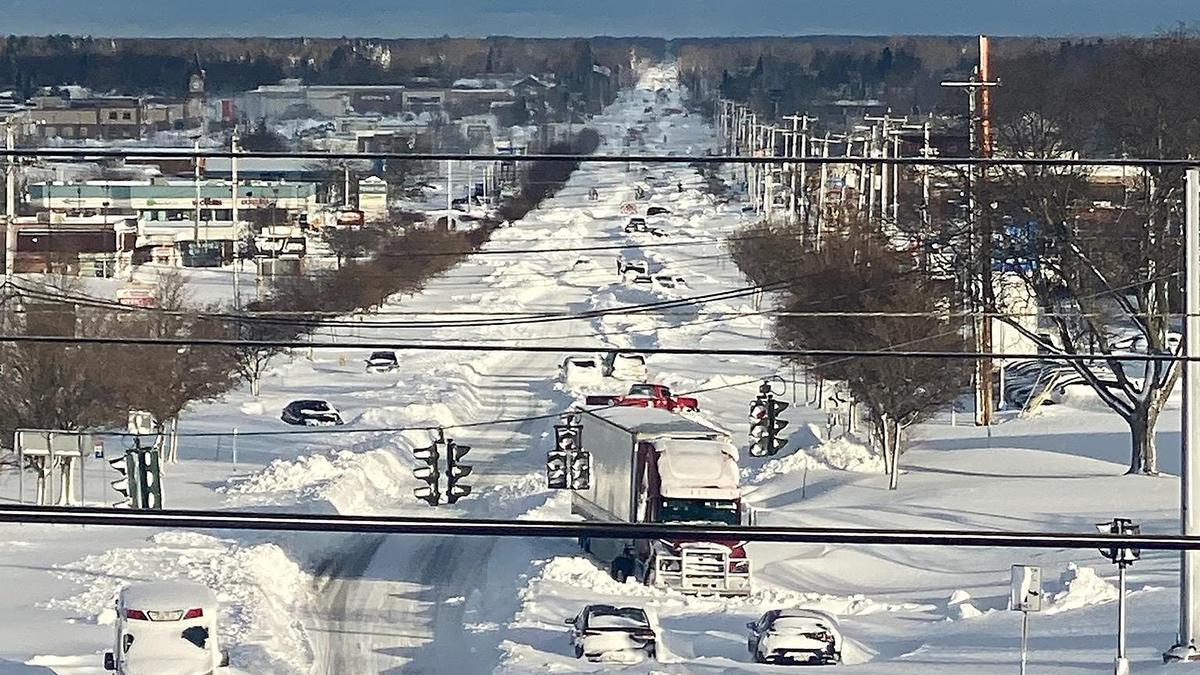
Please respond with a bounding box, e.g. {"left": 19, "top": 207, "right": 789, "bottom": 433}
{"left": 0, "top": 61, "right": 1193, "bottom": 674}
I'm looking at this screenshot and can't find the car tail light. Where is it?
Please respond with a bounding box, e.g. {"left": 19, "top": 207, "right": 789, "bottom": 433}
{"left": 183, "top": 607, "right": 203, "bottom": 619}
{"left": 125, "top": 609, "right": 148, "bottom": 620}
{"left": 729, "top": 559, "right": 750, "bottom": 574}
{"left": 634, "top": 629, "right": 656, "bottom": 640}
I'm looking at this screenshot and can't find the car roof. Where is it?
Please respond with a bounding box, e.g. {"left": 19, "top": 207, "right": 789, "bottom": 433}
{"left": 120, "top": 582, "right": 217, "bottom": 610}
{"left": 770, "top": 608, "right": 840, "bottom": 624}
{"left": 291, "top": 399, "right": 329, "bottom": 407}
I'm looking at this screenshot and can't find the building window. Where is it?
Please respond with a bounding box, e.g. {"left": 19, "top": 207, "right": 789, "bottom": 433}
{"left": 79, "top": 126, "right": 89, "bottom": 136}
{"left": 44, "top": 126, "right": 56, "bottom": 136}
{"left": 108, "top": 111, "right": 118, "bottom": 120}
{"left": 62, "top": 127, "right": 74, "bottom": 138}
{"left": 121, "top": 112, "right": 132, "bottom": 120}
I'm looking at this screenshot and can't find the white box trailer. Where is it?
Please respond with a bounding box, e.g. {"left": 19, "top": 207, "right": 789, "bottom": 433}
{"left": 573, "top": 406, "right": 751, "bottom": 595}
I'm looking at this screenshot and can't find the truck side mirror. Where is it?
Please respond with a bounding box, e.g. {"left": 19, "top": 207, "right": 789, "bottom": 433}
{"left": 219, "top": 648, "right": 230, "bottom": 668}
{"left": 563, "top": 618, "right": 576, "bottom": 626}
{"left": 746, "top": 622, "right": 757, "bottom": 630}
{"left": 104, "top": 652, "right": 116, "bottom": 671}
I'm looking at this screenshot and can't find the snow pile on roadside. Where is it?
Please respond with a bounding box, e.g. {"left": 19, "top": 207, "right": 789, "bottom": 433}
{"left": 748, "top": 434, "right": 885, "bottom": 483}
{"left": 743, "top": 584, "right": 933, "bottom": 616}
{"left": 516, "top": 556, "right": 932, "bottom": 617}
{"left": 220, "top": 447, "right": 414, "bottom": 514}
{"left": 1044, "top": 563, "right": 1119, "bottom": 614}
{"left": 44, "top": 531, "right": 313, "bottom": 674}
{"left": 946, "top": 589, "right": 986, "bottom": 620}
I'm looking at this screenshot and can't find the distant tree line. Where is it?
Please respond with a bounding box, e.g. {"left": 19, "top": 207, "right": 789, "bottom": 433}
{"left": 0, "top": 35, "right": 666, "bottom": 106}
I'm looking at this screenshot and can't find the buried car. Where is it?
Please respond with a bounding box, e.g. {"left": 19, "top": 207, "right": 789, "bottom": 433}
{"left": 586, "top": 383, "right": 698, "bottom": 412}
{"left": 364, "top": 350, "right": 399, "bottom": 373}
{"left": 105, "top": 582, "right": 229, "bottom": 675}
{"left": 566, "top": 605, "right": 658, "bottom": 662}
{"left": 747, "top": 609, "right": 843, "bottom": 665}
{"left": 281, "top": 400, "right": 344, "bottom": 426}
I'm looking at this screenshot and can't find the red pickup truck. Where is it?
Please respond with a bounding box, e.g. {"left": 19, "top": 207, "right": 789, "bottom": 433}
{"left": 586, "top": 384, "right": 699, "bottom": 412}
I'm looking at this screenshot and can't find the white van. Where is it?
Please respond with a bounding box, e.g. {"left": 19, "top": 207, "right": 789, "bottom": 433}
{"left": 104, "top": 582, "right": 229, "bottom": 675}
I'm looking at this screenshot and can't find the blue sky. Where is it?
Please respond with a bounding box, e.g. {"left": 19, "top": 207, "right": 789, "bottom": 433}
{"left": 0, "top": 0, "right": 1196, "bottom": 37}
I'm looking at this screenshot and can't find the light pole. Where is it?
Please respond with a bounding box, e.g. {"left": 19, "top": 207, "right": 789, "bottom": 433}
{"left": 4, "top": 117, "right": 18, "bottom": 280}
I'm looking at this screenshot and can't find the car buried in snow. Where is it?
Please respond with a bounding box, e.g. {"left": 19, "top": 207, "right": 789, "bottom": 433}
{"left": 565, "top": 604, "right": 658, "bottom": 662}
{"left": 747, "top": 609, "right": 843, "bottom": 666}
{"left": 599, "top": 352, "right": 650, "bottom": 382}
{"left": 586, "top": 383, "right": 698, "bottom": 412}
{"left": 280, "top": 400, "right": 345, "bottom": 426}
{"left": 104, "top": 582, "right": 229, "bottom": 675}
{"left": 364, "top": 350, "right": 399, "bottom": 373}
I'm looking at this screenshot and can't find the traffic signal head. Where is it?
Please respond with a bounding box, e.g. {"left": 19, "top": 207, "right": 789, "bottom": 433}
{"left": 547, "top": 450, "right": 569, "bottom": 489}
{"left": 444, "top": 440, "right": 473, "bottom": 505}
{"left": 446, "top": 441, "right": 471, "bottom": 463}
{"left": 109, "top": 454, "right": 138, "bottom": 508}
{"left": 412, "top": 442, "right": 441, "bottom": 506}
{"left": 139, "top": 449, "right": 163, "bottom": 510}
{"left": 570, "top": 450, "right": 591, "bottom": 490}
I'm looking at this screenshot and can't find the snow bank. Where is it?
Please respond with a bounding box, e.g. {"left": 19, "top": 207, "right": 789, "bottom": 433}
{"left": 946, "top": 589, "right": 986, "bottom": 620}
{"left": 1044, "top": 562, "right": 1119, "bottom": 614}
{"left": 748, "top": 434, "right": 885, "bottom": 483}
{"left": 517, "top": 555, "right": 932, "bottom": 617}
{"left": 221, "top": 447, "right": 414, "bottom": 514}
{"left": 44, "top": 531, "right": 313, "bottom": 674}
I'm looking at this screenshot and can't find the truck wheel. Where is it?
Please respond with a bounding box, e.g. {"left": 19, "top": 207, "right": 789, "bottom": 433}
{"left": 610, "top": 557, "right": 633, "bottom": 583}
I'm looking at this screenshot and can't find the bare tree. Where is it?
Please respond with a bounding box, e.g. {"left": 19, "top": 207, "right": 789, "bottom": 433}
{"left": 733, "top": 223, "right": 970, "bottom": 489}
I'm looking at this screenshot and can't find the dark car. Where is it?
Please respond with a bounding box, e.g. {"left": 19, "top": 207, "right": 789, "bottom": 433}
{"left": 281, "top": 400, "right": 344, "bottom": 427}
{"left": 365, "top": 351, "right": 399, "bottom": 373}
{"left": 646, "top": 206, "right": 671, "bottom": 216}
{"left": 565, "top": 605, "right": 657, "bottom": 662}
{"left": 747, "top": 609, "right": 842, "bottom": 665}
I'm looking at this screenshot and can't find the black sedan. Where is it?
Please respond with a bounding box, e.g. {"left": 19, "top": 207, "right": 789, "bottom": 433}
{"left": 281, "top": 400, "right": 344, "bottom": 427}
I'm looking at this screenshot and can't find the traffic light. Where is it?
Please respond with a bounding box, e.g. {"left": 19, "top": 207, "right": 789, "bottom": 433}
{"left": 548, "top": 423, "right": 573, "bottom": 489}
{"left": 765, "top": 398, "right": 790, "bottom": 456}
{"left": 550, "top": 418, "right": 587, "bottom": 489}
{"left": 570, "top": 449, "right": 591, "bottom": 490}
{"left": 138, "top": 449, "right": 163, "bottom": 510}
{"left": 748, "top": 383, "right": 789, "bottom": 457}
{"left": 1097, "top": 518, "right": 1141, "bottom": 566}
{"left": 412, "top": 441, "right": 441, "bottom": 506}
{"left": 109, "top": 453, "right": 139, "bottom": 508}
{"left": 445, "top": 439, "right": 472, "bottom": 504}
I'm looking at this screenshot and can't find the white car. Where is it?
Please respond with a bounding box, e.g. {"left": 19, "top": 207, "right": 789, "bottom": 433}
{"left": 566, "top": 604, "right": 657, "bottom": 662}
{"left": 602, "top": 352, "right": 649, "bottom": 381}
{"left": 105, "top": 582, "right": 229, "bottom": 675}
{"left": 747, "top": 608, "right": 843, "bottom": 665}
{"left": 561, "top": 356, "right": 604, "bottom": 389}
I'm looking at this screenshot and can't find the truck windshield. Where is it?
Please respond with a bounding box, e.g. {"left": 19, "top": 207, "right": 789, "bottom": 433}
{"left": 659, "top": 498, "right": 738, "bottom": 525}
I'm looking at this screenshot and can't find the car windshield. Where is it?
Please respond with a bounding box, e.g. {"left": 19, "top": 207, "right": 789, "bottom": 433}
{"left": 660, "top": 498, "right": 738, "bottom": 525}
{"left": 370, "top": 352, "right": 396, "bottom": 361}
{"left": 628, "top": 384, "right": 657, "bottom": 397}
{"left": 299, "top": 401, "right": 329, "bottom": 411}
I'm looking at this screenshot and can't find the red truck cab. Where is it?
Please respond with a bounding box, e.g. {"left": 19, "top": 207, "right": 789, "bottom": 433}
{"left": 586, "top": 384, "right": 699, "bottom": 412}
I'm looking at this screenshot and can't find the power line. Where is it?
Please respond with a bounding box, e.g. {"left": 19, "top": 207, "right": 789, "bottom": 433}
{"left": 0, "top": 334, "right": 1186, "bottom": 362}
{"left": 0, "top": 504, "right": 1193, "bottom": 550}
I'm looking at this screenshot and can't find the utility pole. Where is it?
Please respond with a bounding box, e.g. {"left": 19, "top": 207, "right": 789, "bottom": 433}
{"left": 941, "top": 35, "right": 1000, "bottom": 427}
{"left": 783, "top": 114, "right": 817, "bottom": 223}
{"left": 865, "top": 112, "right": 908, "bottom": 226}
{"left": 231, "top": 133, "right": 241, "bottom": 310}
{"left": 1168, "top": 168, "right": 1200, "bottom": 662}
{"left": 192, "top": 138, "right": 202, "bottom": 244}
{"left": 4, "top": 117, "right": 16, "bottom": 280}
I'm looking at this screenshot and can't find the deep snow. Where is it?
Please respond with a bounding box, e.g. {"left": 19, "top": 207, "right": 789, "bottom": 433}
{"left": 0, "top": 61, "right": 1192, "bottom": 675}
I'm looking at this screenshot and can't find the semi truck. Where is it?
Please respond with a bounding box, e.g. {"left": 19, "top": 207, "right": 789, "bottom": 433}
{"left": 573, "top": 406, "right": 751, "bottom": 595}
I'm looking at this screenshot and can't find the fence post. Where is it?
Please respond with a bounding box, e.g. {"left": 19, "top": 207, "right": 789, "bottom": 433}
{"left": 232, "top": 427, "right": 239, "bottom": 470}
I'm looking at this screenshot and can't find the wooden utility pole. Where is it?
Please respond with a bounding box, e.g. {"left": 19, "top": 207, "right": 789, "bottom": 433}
{"left": 941, "top": 35, "right": 1000, "bottom": 426}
